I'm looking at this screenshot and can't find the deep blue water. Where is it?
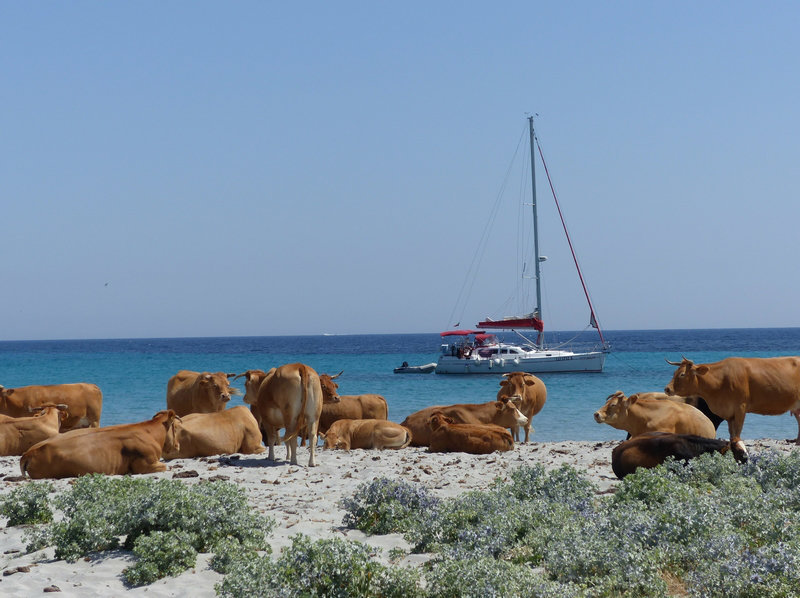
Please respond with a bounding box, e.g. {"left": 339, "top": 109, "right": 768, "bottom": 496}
{"left": 2, "top": 328, "right": 800, "bottom": 443}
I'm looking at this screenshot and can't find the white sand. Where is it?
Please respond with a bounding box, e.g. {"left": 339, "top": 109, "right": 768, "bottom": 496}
{"left": 0, "top": 438, "right": 796, "bottom": 597}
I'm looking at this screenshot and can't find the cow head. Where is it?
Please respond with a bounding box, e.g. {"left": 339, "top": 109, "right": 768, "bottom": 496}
{"left": 199, "top": 372, "right": 240, "bottom": 408}
{"left": 157, "top": 409, "right": 182, "bottom": 456}
{"left": 237, "top": 370, "right": 269, "bottom": 406}
{"left": 665, "top": 358, "right": 708, "bottom": 396}
{"left": 494, "top": 401, "right": 528, "bottom": 427}
{"left": 319, "top": 371, "right": 343, "bottom": 404}
{"left": 321, "top": 429, "right": 350, "bottom": 450}
{"left": 428, "top": 412, "right": 454, "bottom": 431}
{"left": 498, "top": 372, "right": 537, "bottom": 404}
{"left": 593, "top": 391, "right": 633, "bottom": 425}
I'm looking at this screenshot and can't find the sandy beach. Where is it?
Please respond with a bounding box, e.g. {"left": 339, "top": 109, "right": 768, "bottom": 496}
{"left": 0, "top": 438, "right": 797, "bottom": 597}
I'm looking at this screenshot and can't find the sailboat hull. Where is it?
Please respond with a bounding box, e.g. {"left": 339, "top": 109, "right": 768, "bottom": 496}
{"left": 435, "top": 349, "right": 606, "bottom": 374}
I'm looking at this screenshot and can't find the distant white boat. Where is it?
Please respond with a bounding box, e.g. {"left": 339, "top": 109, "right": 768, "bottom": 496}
{"left": 436, "top": 116, "right": 609, "bottom": 375}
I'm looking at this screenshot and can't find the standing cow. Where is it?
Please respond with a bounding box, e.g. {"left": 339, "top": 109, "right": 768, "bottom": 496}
{"left": 166, "top": 371, "right": 239, "bottom": 417}
{"left": 242, "top": 363, "right": 323, "bottom": 467}
{"left": 0, "top": 383, "right": 102, "bottom": 431}
{"left": 496, "top": 372, "right": 546, "bottom": 442}
{"left": 666, "top": 356, "right": 800, "bottom": 461}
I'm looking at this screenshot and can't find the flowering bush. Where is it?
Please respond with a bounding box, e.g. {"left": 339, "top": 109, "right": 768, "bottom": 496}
{"left": 340, "top": 477, "right": 440, "bottom": 535}
{"left": 0, "top": 481, "right": 54, "bottom": 526}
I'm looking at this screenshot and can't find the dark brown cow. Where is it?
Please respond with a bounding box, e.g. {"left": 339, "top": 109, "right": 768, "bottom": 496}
{"left": 611, "top": 432, "right": 732, "bottom": 479}
{"left": 321, "top": 419, "right": 411, "bottom": 450}
{"left": 166, "top": 371, "right": 239, "bottom": 417}
{"left": 242, "top": 363, "right": 323, "bottom": 467}
{"left": 401, "top": 399, "right": 527, "bottom": 447}
{"left": 0, "top": 383, "right": 102, "bottom": 430}
{"left": 0, "top": 405, "right": 68, "bottom": 456}
{"left": 496, "top": 372, "right": 547, "bottom": 442}
{"left": 594, "top": 391, "right": 717, "bottom": 439}
{"left": 665, "top": 356, "right": 800, "bottom": 460}
{"left": 428, "top": 413, "right": 514, "bottom": 454}
{"left": 20, "top": 410, "right": 180, "bottom": 479}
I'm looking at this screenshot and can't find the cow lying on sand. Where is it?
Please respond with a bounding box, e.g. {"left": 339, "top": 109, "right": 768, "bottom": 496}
{"left": 611, "top": 431, "right": 733, "bottom": 479}
{"left": 401, "top": 399, "right": 527, "bottom": 447}
{"left": 594, "top": 391, "right": 716, "bottom": 439}
{"left": 428, "top": 413, "right": 514, "bottom": 454}
{"left": 163, "top": 406, "right": 265, "bottom": 460}
{"left": 20, "top": 410, "right": 180, "bottom": 479}
{"left": 0, "top": 404, "right": 68, "bottom": 456}
{"left": 321, "top": 419, "right": 411, "bottom": 450}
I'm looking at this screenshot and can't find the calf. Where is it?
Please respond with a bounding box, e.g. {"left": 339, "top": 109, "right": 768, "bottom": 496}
{"left": 428, "top": 413, "right": 514, "bottom": 454}
{"left": 594, "top": 391, "right": 716, "bottom": 439}
{"left": 20, "top": 410, "right": 180, "bottom": 479}
{"left": 612, "top": 432, "right": 733, "bottom": 479}
{"left": 401, "top": 399, "right": 528, "bottom": 447}
{"left": 321, "top": 419, "right": 411, "bottom": 450}
{"left": 163, "top": 406, "right": 265, "bottom": 460}
{"left": 0, "top": 404, "right": 68, "bottom": 456}
{"left": 496, "top": 372, "right": 546, "bottom": 442}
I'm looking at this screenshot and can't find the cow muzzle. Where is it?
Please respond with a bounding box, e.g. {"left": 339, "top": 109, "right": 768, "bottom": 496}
{"left": 593, "top": 411, "right": 604, "bottom": 423}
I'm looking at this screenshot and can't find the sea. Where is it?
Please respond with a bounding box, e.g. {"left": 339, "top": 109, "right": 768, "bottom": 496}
{"left": 2, "top": 328, "right": 800, "bottom": 443}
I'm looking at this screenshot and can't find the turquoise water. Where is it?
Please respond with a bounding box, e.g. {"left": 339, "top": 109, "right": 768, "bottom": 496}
{"left": 2, "top": 329, "right": 800, "bottom": 442}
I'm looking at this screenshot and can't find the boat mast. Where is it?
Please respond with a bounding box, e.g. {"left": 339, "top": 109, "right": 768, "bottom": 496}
{"left": 529, "top": 116, "right": 543, "bottom": 346}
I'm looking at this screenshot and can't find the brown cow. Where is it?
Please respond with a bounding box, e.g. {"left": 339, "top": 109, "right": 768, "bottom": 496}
{"left": 166, "top": 371, "right": 239, "bottom": 417}
{"left": 401, "top": 399, "right": 528, "bottom": 447}
{"left": 20, "top": 410, "right": 180, "bottom": 479}
{"left": 428, "top": 413, "right": 514, "bottom": 454}
{"left": 496, "top": 372, "right": 547, "bottom": 442}
{"left": 163, "top": 406, "right": 265, "bottom": 460}
{"left": 321, "top": 419, "right": 411, "bottom": 450}
{"left": 611, "top": 432, "right": 733, "bottom": 479}
{"left": 0, "top": 383, "right": 102, "bottom": 430}
{"left": 594, "top": 391, "right": 716, "bottom": 439}
{"left": 0, "top": 405, "right": 68, "bottom": 456}
{"left": 666, "top": 356, "right": 800, "bottom": 461}
{"left": 242, "top": 363, "right": 323, "bottom": 467}
{"left": 317, "top": 372, "right": 388, "bottom": 431}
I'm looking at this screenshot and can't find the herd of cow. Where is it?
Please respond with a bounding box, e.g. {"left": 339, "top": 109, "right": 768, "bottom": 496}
{"left": 2, "top": 355, "right": 800, "bottom": 481}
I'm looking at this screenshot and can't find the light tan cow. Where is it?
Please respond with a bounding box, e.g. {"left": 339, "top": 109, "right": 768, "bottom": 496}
{"left": 401, "top": 399, "right": 528, "bottom": 447}
{"left": 496, "top": 372, "right": 547, "bottom": 442}
{"left": 241, "top": 363, "right": 323, "bottom": 467}
{"left": 163, "top": 406, "right": 265, "bottom": 460}
{"left": 594, "top": 391, "right": 716, "bottom": 439}
{"left": 321, "top": 419, "right": 411, "bottom": 450}
{"left": 666, "top": 356, "right": 800, "bottom": 461}
{"left": 166, "top": 371, "right": 239, "bottom": 417}
{"left": 0, "top": 383, "right": 102, "bottom": 430}
{"left": 20, "top": 410, "right": 180, "bottom": 479}
{"left": 428, "top": 413, "right": 514, "bottom": 454}
{"left": 0, "top": 404, "right": 68, "bottom": 456}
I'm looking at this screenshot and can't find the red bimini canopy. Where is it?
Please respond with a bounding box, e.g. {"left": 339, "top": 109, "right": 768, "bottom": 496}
{"left": 440, "top": 329, "right": 484, "bottom": 337}
{"left": 476, "top": 317, "right": 544, "bottom": 332}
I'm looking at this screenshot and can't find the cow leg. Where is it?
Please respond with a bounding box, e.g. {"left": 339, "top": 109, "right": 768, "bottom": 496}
{"left": 306, "top": 421, "right": 319, "bottom": 467}
{"left": 130, "top": 457, "right": 167, "bottom": 475}
{"left": 790, "top": 409, "right": 800, "bottom": 445}
{"left": 727, "top": 408, "right": 748, "bottom": 463}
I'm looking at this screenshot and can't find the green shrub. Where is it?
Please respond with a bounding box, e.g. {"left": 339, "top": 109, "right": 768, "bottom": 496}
{"left": 340, "top": 477, "right": 439, "bottom": 535}
{"left": 0, "top": 482, "right": 54, "bottom": 526}
{"left": 122, "top": 529, "right": 198, "bottom": 586}
{"left": 216, "top": 534, "right": 423, "bottom": 598}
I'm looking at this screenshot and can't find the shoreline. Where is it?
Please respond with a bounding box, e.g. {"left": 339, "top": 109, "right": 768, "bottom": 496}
{"left": 1, "top": 438, "right": 797, "bottom": 596}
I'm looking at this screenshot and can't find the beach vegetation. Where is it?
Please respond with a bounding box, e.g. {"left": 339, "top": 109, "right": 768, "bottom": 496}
{"left": 0, "top": 481, "right": 54, "bottom": 526}
{"left": 122, "top": 529, "right": 198, "bottom": 586}
{"left": 340, "top": 452, "right": 800, "bottom": 597}
{"left": 216, "top": 533, "right": 423, "bottom": 598}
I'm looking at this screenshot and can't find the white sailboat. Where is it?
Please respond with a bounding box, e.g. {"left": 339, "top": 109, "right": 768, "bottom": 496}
{"left": 435, "top": 116, "right": 609, "bottom": 375}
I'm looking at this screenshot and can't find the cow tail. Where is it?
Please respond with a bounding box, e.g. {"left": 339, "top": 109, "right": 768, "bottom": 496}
{"left": 284, "top": 367, "right": 311, "bottom": 443}
{"left": 400, "top": 427, "right": 412, "bottom": 449}
{"left": 19, "top": 454, "right": 30, "bottom": 477}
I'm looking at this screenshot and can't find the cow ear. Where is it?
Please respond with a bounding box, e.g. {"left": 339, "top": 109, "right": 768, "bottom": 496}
{"left": 499, "top": 380, "right": 509, "bottom": 388}
{"left": 696, "top": 365, "right": 709, "bottom": 375}
{"left": 627, "top": 394, "right": 638, "bottom": 404}
{"left": 525, "top": 378, "right": 536, "bottom": 386}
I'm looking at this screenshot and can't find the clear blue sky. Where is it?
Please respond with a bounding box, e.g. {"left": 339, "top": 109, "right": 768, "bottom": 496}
{"left": 3, "top": 2, "right": 800, "bottom": 340}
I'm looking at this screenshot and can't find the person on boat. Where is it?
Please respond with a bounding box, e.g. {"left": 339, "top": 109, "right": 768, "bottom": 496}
{"left": 401, "top": 361, "right": 409, "bottom": 368}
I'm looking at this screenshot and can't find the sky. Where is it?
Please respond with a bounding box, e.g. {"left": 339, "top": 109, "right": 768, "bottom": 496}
{"left": 3, "top": 2, "right": 800, "bottom": 340}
